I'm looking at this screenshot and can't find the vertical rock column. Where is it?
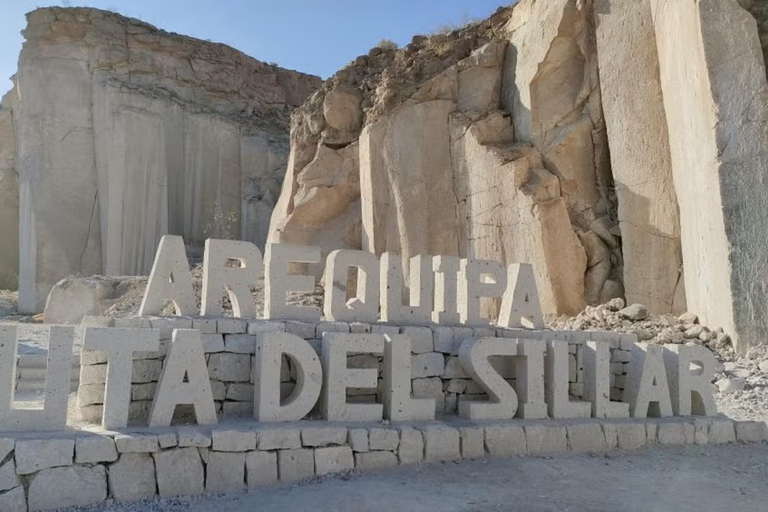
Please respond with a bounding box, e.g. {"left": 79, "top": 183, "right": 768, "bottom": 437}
{"left": 0, "top": 88, "right": 19, "bottom": 290}
{"left": 594, "top": 0, "right": 685, "bottom": 314}
{"left": 651, "top": 0, "right": 768, "bottom": 351}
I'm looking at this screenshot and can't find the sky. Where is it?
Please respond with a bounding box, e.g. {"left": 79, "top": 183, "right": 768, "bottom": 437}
{"left": 0, "top": 0, "right": 511, "bottom": 95}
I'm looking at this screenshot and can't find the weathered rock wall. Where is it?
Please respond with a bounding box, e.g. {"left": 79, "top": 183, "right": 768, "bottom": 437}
{"left": 1, "top": 7, "right": 321, "bottom": 312}
{"left": 650, "top": 0, "right": 768, "bottom": 352}
{"left": 0, "top": 89, "right": 18, "bottom": 290}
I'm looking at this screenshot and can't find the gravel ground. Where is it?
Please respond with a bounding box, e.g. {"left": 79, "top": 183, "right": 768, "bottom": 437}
{"left": 61, "top": 443, "right": 768, "bottom": 512}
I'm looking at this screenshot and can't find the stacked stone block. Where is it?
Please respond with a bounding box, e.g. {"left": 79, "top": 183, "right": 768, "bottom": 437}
{"left": 0, "top": 417, "right": 764, "bottom": 511}
{"left": 76, "top": 317, "right": 636, "bottom": 423}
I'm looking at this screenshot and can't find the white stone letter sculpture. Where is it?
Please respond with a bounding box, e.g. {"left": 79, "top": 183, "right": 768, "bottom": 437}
{"left": 432, "top": 255, "right": 461, "bottom": 324}
{"left": 583, "top": 340, "right": 630, "bottom": 419}
{"left": 663, "top": 345, "right": 717, "bottom": 416}
{"left": 0, "top": 325, "right": 74, "bottom": 432}
{"left": 139, "top": 235, "right": 196, "bottom": 316}
{"left": 321, "top": 333, "right": 385, "bottom": 422}
{"left": 323, "top": 250, "right": 380, "bottom": 323}
{"left": 254, "top": 332, "right": 323, "bottom": 422}
{"left": 458, "top": 259, "right": 507, "bottom": 326}
{"left": 545, "top": 341, "right": 591, "bottom": 419}
{"left": 514, "top": 339, "right": 548, "bottom": 419}
{"left": 201, "top": 239, "right": 262, "bottom": 318}
{"left": 264, "top": 244, "right": 322, "bottom": 321}
{"left": 83, "top": 327, "right": 160, "bottom": 429}
{"left": 458, "top": 338, "right": 518, "bottom": 421}
{"left": 149, "top": 330, "right": 217, "bottom": 427}
{"left": 623, "top": 343, "right": 673, "bottom": 418}
{"left": 383, "top": 335, "right": 435, "bottom": 421}
{"left": 380, "top": 253, "right": 433, "bottom": 324}
{"left": 498, "top": 264, "right": 544, "bottom": 329}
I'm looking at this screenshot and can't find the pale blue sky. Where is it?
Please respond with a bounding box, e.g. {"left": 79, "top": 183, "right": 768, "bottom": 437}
{"left": 0, "top": 0, "right": 511, "bottom": 94}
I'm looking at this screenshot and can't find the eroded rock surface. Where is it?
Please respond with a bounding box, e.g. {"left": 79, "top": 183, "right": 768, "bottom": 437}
{"left": 0, "top": 7, "right": 321, "bottom": 312}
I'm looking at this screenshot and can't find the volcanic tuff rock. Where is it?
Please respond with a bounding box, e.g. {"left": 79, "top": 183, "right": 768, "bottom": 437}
{"left": 269, "top": 0, "right": 768, "bottom": 352}
{"left": 0, "top": 7, "right": 321, "bottom": 312}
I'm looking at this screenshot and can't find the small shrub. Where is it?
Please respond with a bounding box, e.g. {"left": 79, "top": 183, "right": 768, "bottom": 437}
{"left": 376, "top": 38, "right": 399, "bottom": 51}
{"left": 203, "top": 203, "right": 238, "bottom": 240}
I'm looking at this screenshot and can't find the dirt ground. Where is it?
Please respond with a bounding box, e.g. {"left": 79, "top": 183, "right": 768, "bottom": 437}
{"left": 63, "top": 443, "right": 768, "bottom": 512}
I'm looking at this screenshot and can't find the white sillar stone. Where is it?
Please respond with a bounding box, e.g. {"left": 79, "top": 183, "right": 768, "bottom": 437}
{"left": 400, "top": 326, "right": 434, "bottom": 353}
{"left": 301, "top": 427, "right": 348, "bottom": 447}
{"left": 177, "top": 428, "right": 212, "bottom": 448}
{"left": 422, "top": 425, "right": 461, "bottom": 462}
{"left": 153, "top": 448, "right": 205, "bottom": 497}
{"left": 398, "top": 427, "right": 424, "bottom": 465}
{"left": 225, "top": 334, "right": 258, "bottom": 354}
{"left": 201, "top": 334, "right": 225, "bottom": 353}
{"left": 523, "top": 425, "right": 567, "bottom": 454}
{"left": 285, "top": 321, "right": 318, "bottom": 339}
{"left": 0, "top": 439, "right": 13, "bottom": 462}
{"left": 226, "top": 383, "right": 254, "bottom": 402}
{"left": 0, "top": 485, "right": 25, "bottom": 512}
{"left": 0, "top": 459, "right": 20, "bottom": 492}
{"left": 15, "top": 438, "right": 74, "bottom": 475}
{"left": 348, "top": 429, "right": 369, "bottom": 452}
{"left": 193, "top": 318, "right": 218, "bottom": 334}
{"left": 28, "top": 465, "right": 106, "bottom": 511}
{"left": 257, "top": 428, "right": 302, "bottom": 450}
{"left": 109, "top": 453, "right": 156, "bottom": 502}
{"left": 316, "top": 321, "right": 350, "bottom": 337}
{"left": 354, "top": 451, "right": 398, "bottom": 469}
{"left": 212, "top": 430, "right": 257, "bottom": 452}
{"left": 207, "top": 353, "right": 251, "bottom": 382}
{"left": 132, "top": 359, "right": 163, "bottom": 383}
{"left": 368, "top": 428, "right": 399, "bottom": 451}
{"left": 315, "top": 446, "right": 354, "bottom": 475}
{"left": 158, "top": 433, "right": 177, "bottom": 449}
{"left": 75, "top": 436, "right": 118, "bottom": 464}
{"left": 443, "top": 357, "right": 469, "bottom": 379}
{"left": 278, "top": 449, "right": 315, "bottom": 482}
{"left": 206, "top": 451, "right": 246, "bottom": 494}
{"left": 484, "top": 425, "right": 526, "bottom": 457}
{"left": 614, "top": 422, "right": 647, "bottom": 450}
{"left": 246, "top": 451, "right": 278, "bottom": 487}
{"left": 432, "top": 326, "right": 455, "bottom": 354}
{"left": 708, "top": 419, "right": 737, "bottom": 444}
{"left": 567, "top": 424, "right": 608, "bottom": 452}
{"left": 217, "top": 318, "right": 248, "bottom": 334}
{"left": 411, "top": 353, "right": 445, "bottom": 378}
{"left": 736, "top": 421, "right": 768, "bottom": 443}
{"left": 114, "top": 434, "right": 159, "bottom": 453}
{"left": 80, "top": 364, "right": 107, "bottom": 385}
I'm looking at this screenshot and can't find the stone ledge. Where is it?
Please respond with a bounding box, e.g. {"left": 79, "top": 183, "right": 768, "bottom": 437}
{"left": 0, "top": 416, "right": 762, "bottom": 511}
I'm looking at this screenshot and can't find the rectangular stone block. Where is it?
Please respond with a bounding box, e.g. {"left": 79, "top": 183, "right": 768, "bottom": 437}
{"left": 316, "top": 321, "right": 350, "bottom": 337}
{"left": 708, "top": 419, "right": 737, "bottom": 444}
{"left": 524, "top": 425, "right": 567, "bottom": 454}
{"left": 158, "top": 433, "right": 177, "bottom": 449}
{"left": 247, "top": 320, "right": 286, "bottom": 335}
{"left": 80, "top": 364, "right": 107, "bottom": 385}
{"left": 75, "top": 437, "right": 117, "bottom": 464}
{"left": 485, "top": 425, "right": 526, "bottom": 457}
{"left": 208, "top": 353, "right": 251, "bottom": 382}
{"left": 28, "top": 465, "right": 106, "bottom": 510}
{"left": 132, "top": 359, "right": 163, "bottom": 383}
{"left": 348, "top": 429, "right": 369, "bottom": 452}
{"left": 0, "top": 460, "right": 19, "bottom": 493}
{"left": 115, "top": 434, "right": 159, "bottom": 453}
{"left": 278, "top": 449, "right": 315, "bottom": 482}
{"left": 193, "top": 318, "right": 218, "bottom": 334}
{"left": 459, "top": 427, "right": 485, "bottom": 459}
{"left": 371, "top": 324, "right": 400, "bottom": 336}
{"left": 153, "top": 448, "right": 204, "bottom": 497}
{"left": 0, "top": 485, "right": 25, "bottom": 512}
{"left": 315, "top": 446, "right": 354, "bottom": 475}
{"left": 246, "top": 451, "right": 278, "bottom": 487}
{"left": 178, "top": 428, "right": 212, "bottom": 448}
{"left": 736, "top": 421, "right": 768, "bottom": 443}
{"left": 398, "top": 427, "right": 424, "bottom": 465}
{"left": 567, "top": 424, "right": 608, "bottom": 453}
{"left": 206, "top": 451, "right": 246, "bottom": 494}
{"left": 226, "top": 383, "right": 254, "bottom": 402}
{"left": 432, "top": 326, "right": 455, "bottom": 354}
{"left": 422, "top": 425, "right": 461, "bottom": 462}
{"left": 301, "top": 427, "right": 348, "bottom": 447}
{"left": 354, "top": 451, "right": 398, "bottom": 469}
{"left": 15, "top": 438, "right": 74, "bottom": 475}
{"left": 217, "top": 318, "right": 247, "bottom": 334}
{"left": 212, "top": 430, "right": 257, "bottom": 452}
{"left": 411, "top": 353, "right": 445, "bottom": 378}
{"left": 369, "top": 428, "right": 399, "bottom": 451}
{"left": 225, "top": 334, "right": 257, "bottom": 354}
{"left": 443, "top": 357, "right": 469, "bottom": 379}
{"left": 615, "top": 422, "right": 647, "bottom": 450}
{"left": 258, "top": 428, "right": 302, "bottom": 450}
{"left": 285, "top": 321, "right": 317, "bottom": 339}
{"left": 350, "top": 322, "right": 372, "bottom": 334}
{"left": 658, "top": 422, "right": 688, "bottom": 445}
{"left": 109, "top": 453, "right": 156, "bottom": 502}
{"left": 202, "top": 334, "right": 225, "bottom": 353}
{"left": 131, "top": 383, "right": 157, "bottom": 401}
{"left": 400, "top": 326, "right": 434, "bottom": 353}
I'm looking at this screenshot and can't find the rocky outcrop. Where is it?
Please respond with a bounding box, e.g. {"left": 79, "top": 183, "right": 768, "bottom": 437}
{"left": 0, "top": 7, "right": 321, "bottom": 312}
{"left": 594, "top": 0, "right": 685, "bottom": 314}
{"left": 650, "top": 0, "right": 768, "bottom": 352}
{"left": 270, "top": 2, "right": 615, "bottom": 318}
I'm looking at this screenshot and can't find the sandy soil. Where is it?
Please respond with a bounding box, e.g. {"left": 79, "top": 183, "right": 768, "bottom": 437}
{"left": 62, "top": 443, "right": 768, "bottom": 512}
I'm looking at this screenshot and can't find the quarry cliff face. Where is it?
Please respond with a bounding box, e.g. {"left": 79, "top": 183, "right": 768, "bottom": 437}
{"left": 269, "top": 0, "right": 768, "bottom": 353}
{"left": 0, "top": 7, "right": 321, "bottom": 312}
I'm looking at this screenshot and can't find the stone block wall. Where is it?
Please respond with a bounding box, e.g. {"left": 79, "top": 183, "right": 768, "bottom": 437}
{"left": 76, "top": 317, "right": 635, "bottom": 424}
{"left": 0, "top": 417, "right": 765, "bottom": 511}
